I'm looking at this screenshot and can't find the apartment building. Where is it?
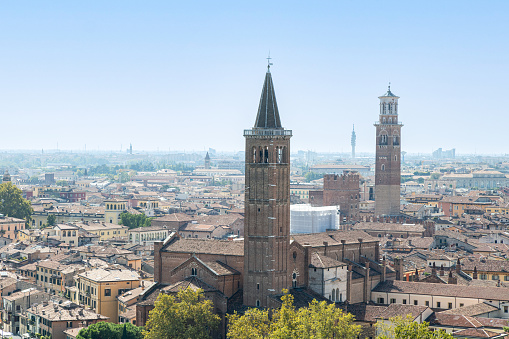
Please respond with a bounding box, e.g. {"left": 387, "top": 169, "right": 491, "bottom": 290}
{"left": 75, "top": 267, "right": 140, "bottom": 323}
{"left": 20, "top": 301, "right": 108, "bottom": 339}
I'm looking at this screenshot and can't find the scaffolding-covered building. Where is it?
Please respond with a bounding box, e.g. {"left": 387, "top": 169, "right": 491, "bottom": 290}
{"left": 290, "top": 204, "right": 340, "bottom": 234}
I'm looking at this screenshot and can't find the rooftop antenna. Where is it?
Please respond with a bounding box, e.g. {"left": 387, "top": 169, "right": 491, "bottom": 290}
{"left": 267, "top": 52, "right": 273, "bottom": 72}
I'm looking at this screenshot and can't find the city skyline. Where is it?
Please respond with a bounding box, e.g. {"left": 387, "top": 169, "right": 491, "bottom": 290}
{"left": 2, "top": 1, "right": 508, "bottom": 154}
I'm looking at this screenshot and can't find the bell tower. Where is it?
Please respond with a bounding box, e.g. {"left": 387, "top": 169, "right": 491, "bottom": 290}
{"left": 374, "top": 85, "right": 402, "bottom": 216}
{"left": 243, "top": 60, "right": 292, "bottom": 308}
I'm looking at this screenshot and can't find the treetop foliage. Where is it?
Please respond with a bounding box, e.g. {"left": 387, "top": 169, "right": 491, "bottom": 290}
{"left": 227, "top": 290, "right": 361, "bottom": 339}
{"left": 376, "top": 315, "right": 453, "bottom": 339}
{"left": 119, "top": 212, "right": 153, "bottom": 229}
{"left": 143, "top": 288, "right": 220, "bottom": 339}
{"left": 0, "top": 182, "right": 33, "bottom": 224}
{"left": 77, "top": 322, "right": 143, "bottom": 339}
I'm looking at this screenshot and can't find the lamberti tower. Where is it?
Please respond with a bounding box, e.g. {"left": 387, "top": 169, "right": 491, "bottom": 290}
{"left": 374, "top": 85, "right": 403, "bottom": 216}
{"left": 243, "top": 60, "right": 292, "bottom": 307}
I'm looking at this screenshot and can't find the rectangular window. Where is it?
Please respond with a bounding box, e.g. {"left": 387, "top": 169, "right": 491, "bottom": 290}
{"left": 104, "top": 289, "right": 111, "bottom": 297}
{"left": 377, "top": 298, "right": 384, "bottom": 304}
{"left": 390, "top": 298, "right": 396, "bottom": 304}
{"left": 437, "top": 302, "right": 441, "bottom": 308}
{"left": 414, "top": 300, "right": 418, "bottom": 305}
{"left": 448, "top": 303, "right": 452, "bottom": 309}
{"left": 402, "top": 299, "right": 407, "bottom": 304}
{"left": 460, "top": 303, "right": 464, "bottom": 307}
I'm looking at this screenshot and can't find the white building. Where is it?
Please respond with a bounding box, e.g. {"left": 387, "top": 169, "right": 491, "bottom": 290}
{"left": 308, "top": 252, "right": 347, "bottom": 303}
{"left": 290, "top": 204, "right": 340, "bottom": 234}
{"left": 128, "top": 226, "right": 174, "bottom": 245}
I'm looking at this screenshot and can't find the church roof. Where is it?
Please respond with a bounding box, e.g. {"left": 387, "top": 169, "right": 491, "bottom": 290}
{"left": 254, "top": 68, "right": 282, "bottom": 129}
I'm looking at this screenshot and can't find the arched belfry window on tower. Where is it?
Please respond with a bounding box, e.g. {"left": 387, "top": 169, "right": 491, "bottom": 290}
{"left": 258, "top": 147, "right": 263, "bottom": 163}
{"left": 264, "top": 147, "right": 269, "bottom": 163}
{"left": 393, "top": 136, "right": 399, "bottom": 145}
{"left": 277, "top": 147, "right": 283, "bottom": 164}
{"left": 252, "top": 147, "right": 257, "bottom": 163}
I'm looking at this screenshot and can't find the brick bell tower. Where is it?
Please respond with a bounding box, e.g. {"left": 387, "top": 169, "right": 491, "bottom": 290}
{"left": 243, "top": 60, "right": 292, "bottom": 308}
{"left": 374, "top": 85, "right": 403, "bottom": 216}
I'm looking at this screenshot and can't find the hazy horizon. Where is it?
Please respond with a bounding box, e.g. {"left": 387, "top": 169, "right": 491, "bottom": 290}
{"left": 2, "top": 1, "right": 508, "bottom": 154}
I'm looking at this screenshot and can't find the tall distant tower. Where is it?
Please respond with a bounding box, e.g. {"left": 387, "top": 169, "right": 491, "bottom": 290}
{"left": 374, "top": 85, "right": 403, "bottom": 216}
{"left": 351, "top": 124, "right": 356, "bottom": 159}
{"left": 243, "top": 60, "right": 292, "bottom": 308}
{"left": 129, "top": 143, "right": 133, "bottom": 155}
{"left": 204, "top": 152, "right": 211, "bottom": 169}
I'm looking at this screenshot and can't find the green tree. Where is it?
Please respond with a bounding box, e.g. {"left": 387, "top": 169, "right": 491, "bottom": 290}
{"left": 77, "top": 321, "right": 142, "bottom": 339}
{"left": 304, "top": 172, "right": 322, "bottom": 182}
{"left": 0, "top": 182, "right": 33, "bottom": 224}
{"left": 119, "top": 212, "right": 153, "bottom": 229}
{"left": 56, "top": 179, "right": 68, "bottom": 186}
{"left": 143, "top": 288, "right": 220, "bottom": 339}
{"left": 430, "top": 173, "right": 441, "bottom": 180}
{"left": 227, "top": 290, "right": 361, "bottom": 339}
{"left": 46, "top": 214, "right": 56, "bottom": 227}
{"left": 376, "top": 315, "right": 453, "bottom": 339}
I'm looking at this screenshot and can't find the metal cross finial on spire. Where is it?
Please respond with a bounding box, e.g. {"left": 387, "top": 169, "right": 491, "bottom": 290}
{"left": 388, "top": 82, "right": 391, "bottom": 91}
{"left": 267, "top": 52, "right": 273, "bottom": 72}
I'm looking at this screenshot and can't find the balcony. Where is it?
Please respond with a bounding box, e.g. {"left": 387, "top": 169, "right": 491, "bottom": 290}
{"left": 243, "top": 129, "right": 292, "bottom": 137}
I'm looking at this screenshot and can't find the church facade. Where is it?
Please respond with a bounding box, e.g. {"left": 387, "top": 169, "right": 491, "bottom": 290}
{"left": 138, "top": 65, "right": 394, "bottom": 335}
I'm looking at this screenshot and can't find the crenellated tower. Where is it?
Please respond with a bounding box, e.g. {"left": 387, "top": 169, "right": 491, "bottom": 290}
{"left": 374, "top": 85, "right": 402, "bottom": 216}
{"left": 243, "top": 61, "right": 292, "bottom": 308}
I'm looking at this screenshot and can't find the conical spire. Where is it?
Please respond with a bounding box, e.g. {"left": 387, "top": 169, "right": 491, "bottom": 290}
{"left": 254, "top": 67, "right": 282, "bottom": 129}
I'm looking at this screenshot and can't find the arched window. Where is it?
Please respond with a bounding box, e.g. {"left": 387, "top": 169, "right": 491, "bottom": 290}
{"left": 332, "top": 289, "right": 336, "bottom": 301}
{"left": 277, "top": 147, "right": 283, "bottom": 164}
{"left": 191, "top": 268, "right": 197, "bottom": 276}
{"left": 381, "top": 164, "right": 385, "bottom": 171}
{"left": 252, "top": 147, "right": 257, "bottom": 163}
{"left": 264, "top": 146, "right": 269, "bottom": 163}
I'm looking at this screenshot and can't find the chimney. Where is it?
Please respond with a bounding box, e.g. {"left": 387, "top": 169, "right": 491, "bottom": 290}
{"left": 473, "top": 266, "right": 478, "bottom": 279}
{"left": 346, "top": 265, "right": 353, "bottom": 303}
{"left": 323, "top": 241, "right": 328, "bottom": 256}
{"left": 381, "top": 256, "right": 386, "bottom": 282}
{"left": 432, "top": 262, "right": 437, "bottom": 276}
{"left": 414, "top": 268, "right": 419, "bottom": 282}
{"left": 448, "top": 270, "right": 457, "bottom": 284}
{"left": 341, "top": 240, "right": 346, "bottom": 261}
{"left": 358, "top": 238, "right": 363, "bottom": 260}
{"left": 456, "top": 258, "right": 461, "bottom": 274}
{"left": 440, "top": 264, "right": 445, "bottom": 276}
{"left": 394, "top": 257, "right": 404, "bottom": 281}
{"left": 408, "top": 239, "right": 412, "bottom": 247}
{"left": 363, "top": 261, "right": 370, "bottom": 303}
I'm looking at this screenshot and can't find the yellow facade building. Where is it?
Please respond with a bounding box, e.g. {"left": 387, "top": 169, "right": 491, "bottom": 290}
{"left": 75, "top": 221, "right": 128, "bottom": 241}
{"left": 75, "top": 268, "right": 140, "bottom": 323}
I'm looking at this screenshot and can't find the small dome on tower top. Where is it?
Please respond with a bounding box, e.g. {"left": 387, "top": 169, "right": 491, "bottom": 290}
{"left": 380, "top": 84, "right": 398, "bottom": 98}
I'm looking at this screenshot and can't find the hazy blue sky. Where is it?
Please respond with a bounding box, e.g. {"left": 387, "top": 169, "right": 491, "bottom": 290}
{"left": 1, "top": 1, "right": 508, "bottom": 154}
